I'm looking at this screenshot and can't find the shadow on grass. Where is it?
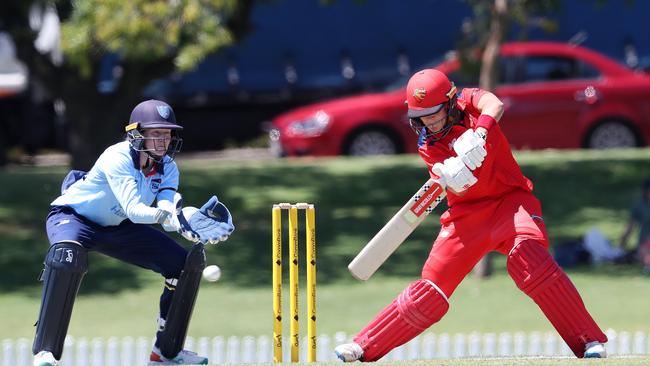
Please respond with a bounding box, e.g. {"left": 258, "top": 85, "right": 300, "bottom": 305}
{"left": 194, "top": 156, "right": 650, "bottom": 288}
{"left": 1, "top": 155, "right": 649, "bottom": 295}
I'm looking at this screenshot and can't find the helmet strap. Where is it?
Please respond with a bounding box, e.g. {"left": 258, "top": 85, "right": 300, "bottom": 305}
{"left": 144, "top": 150, "right": 164, "bottom": 164}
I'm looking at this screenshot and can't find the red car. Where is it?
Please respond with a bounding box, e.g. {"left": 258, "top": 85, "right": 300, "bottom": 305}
{"left": 269, "top": 41, "right": 650, "bottom": 156}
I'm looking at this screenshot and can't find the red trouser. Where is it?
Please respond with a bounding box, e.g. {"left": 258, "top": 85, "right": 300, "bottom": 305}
{"left": 354, "top": 191, "right": 605, "bottom": 361}
{"left": 422, "top": 190, "right": 548, "bottom": 296}
{"left": 421, "top": 190, "right": 605, "bottom": 357}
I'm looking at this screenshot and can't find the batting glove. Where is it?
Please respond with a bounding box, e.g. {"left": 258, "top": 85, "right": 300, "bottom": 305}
{"left": 453, "top": 129, "right": 487, "bottom": 170}
{"left": 431, "top": 156, "right": 477, "bottom": 193}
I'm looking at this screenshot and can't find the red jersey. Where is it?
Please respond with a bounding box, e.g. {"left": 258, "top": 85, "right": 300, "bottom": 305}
{"left": 418, "top": 88, "right": 533, "bottom": 216}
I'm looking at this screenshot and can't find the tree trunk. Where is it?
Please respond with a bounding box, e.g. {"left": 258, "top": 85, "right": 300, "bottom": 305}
{"left": 479, "top": 0, "right": 508, "bottom": 92}
{"left": 62, "top": 64, "right": 158, "bottom": 169}
{"left": 65, "top": 94, "right": 130, "bottom": 170}
{"left": 14, "top": 51, "right": 172, "bottom": 169}
{"left": 473, "top": 0, "right": 508, "bottom": 279}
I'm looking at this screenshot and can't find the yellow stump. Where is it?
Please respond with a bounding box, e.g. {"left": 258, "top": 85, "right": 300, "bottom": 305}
{"left": 289, "top": 206, "right": 299, "bottom": 362}
{"left": 272, "top": 206, "right": 283, "bottom": 363}
{"left": 306, "top": 205, "right": 317, "bottom": 362}
{"left": 273, "top": 203, "right": 317, "bottom": 363}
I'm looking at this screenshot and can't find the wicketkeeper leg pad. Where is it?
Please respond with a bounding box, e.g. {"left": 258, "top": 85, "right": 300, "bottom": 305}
{"left": 507, "top": 240, "right": 607, "bottom": 357}
{"left": 353, "top": 279, "right": 449, "bottom": 361}
{"left": 33, "top": 242, "right": 88, "bottom": 359}
{"left": 158, "top": 243, "right": 206, "bottom": 359}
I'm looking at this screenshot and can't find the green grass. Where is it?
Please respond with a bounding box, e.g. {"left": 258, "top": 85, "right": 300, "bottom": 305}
{"left": 1, "top": 148, "right": 650, "bottom": 341}
{"left": 3, "top": 269, "right": 649, "bottom": 340}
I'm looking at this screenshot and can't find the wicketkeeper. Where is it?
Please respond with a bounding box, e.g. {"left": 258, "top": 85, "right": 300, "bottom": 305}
{"left": 335, "top": 69, "right": 607, "bottom": 361}
{"left": 32, "top": 100, "right": 235, "bottom": 366}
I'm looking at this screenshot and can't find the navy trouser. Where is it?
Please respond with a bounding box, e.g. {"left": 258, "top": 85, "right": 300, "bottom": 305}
{"left": 45, "top": 205, "right": 187, "bottom": 338}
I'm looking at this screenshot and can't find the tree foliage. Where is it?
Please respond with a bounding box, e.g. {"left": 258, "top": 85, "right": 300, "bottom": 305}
{"left": 60, "top": 0, "right": 236, "bottom": 77}
{"left": 1, "top": 0, "right": 253, "bottom": 168}
{"left": 458, "top": 0, "right": 560, "bottom": 92}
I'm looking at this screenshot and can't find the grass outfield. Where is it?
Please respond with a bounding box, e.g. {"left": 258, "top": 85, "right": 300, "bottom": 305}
{"left": 3, "top": 270, "right": 649, "bottom": 339}
{"left": 1, "top": 149, "right": 650, "bottom": 340}
{"left": 0, "top": 265, "right": 650, "bottom": 339}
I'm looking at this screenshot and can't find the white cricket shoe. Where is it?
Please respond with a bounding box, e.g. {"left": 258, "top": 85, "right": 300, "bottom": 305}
{"left": 584, "top": 341, "right": 607, "bottom": 358}
{"left": 335, "top": 342, "right": 364, "bottom": 362}
{"left": 33, "top": 351, "right": 58, "bottom": 366}
{"left": 148, "top": 346, "right": 208, "bottom": 365}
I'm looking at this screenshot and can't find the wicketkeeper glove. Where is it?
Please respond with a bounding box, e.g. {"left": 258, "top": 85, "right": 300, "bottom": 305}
{"left": 181, "top": 196, "right": 235, "bottom": 245}
{"left": 453, "top": 129, "right": 487, "bottom": 170}
{"left": 431, "top": 156, "right": 477, "bottom": 193}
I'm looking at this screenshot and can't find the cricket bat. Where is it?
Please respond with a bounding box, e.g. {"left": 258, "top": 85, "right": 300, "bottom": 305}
{"left": 348, "top": 178, "right": 446, "bottom": 281}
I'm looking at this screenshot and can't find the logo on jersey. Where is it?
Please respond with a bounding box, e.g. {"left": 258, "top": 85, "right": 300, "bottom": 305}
{"left": 151, "top": 178, "right": 161, "bottom": 192}
{"left": 412, "top": 88, "right": 427, "bottom": 103}
{"left": 157, "top": 105, "right": 171, "bottom": 119}
{"left": 65, "top": 249, "right": 73, "bottom": 263}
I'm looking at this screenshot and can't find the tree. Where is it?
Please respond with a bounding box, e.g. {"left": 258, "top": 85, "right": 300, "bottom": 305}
{"left": 459, "top": 0, "right": 560, "bottom": 90}
{"left": 1, "top": 0, "right": 254, "bottom": 168}
{"left": 459, "top": 0, "right": 560, "bottom": 278}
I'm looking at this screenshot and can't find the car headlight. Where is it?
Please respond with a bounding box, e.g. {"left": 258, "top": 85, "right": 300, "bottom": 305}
{"left": 287, "top": 110, "right": 331, "bottom": 137}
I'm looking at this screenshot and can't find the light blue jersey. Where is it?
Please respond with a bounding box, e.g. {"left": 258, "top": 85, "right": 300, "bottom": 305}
{"left": 52, "top": 141, "right": 179, "bottom": 226}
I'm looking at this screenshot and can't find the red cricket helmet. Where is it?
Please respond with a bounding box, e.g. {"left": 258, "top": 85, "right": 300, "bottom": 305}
{"left": 406, "top": 69, "right": 456, "bottom": 118}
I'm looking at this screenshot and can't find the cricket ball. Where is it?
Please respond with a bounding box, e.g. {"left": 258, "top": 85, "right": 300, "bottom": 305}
{"left": 202, "top": 265, "right": 221, "bottom": 282}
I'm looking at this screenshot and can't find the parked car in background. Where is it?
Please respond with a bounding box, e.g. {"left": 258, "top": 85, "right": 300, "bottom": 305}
{"left": 269, "top": 41, "right": 650, "bottom": 157}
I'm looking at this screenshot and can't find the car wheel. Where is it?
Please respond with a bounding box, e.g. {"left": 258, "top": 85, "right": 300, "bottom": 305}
{"left": 345, "top": 128, "right": 400, "bottom": 156}
{"left": 586, "top": 120, "right": 639, "bottom": 149}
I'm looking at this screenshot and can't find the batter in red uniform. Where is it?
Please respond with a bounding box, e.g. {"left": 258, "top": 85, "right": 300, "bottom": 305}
{"left": 335, "top": 69, "right": 608, "bottom": 361}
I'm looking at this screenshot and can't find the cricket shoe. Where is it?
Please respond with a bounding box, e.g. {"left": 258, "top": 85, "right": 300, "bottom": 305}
{"left": 148, "top": 346, "right": 208, "bottom": 365}
{"left": 335, "top": 342, "right": 364, "bottom": 362}
{"left": 584, "top": 341, "right": 607, "bottom": 358}
{"left": 33, "top": 351, "right": 58, "bottom": 366}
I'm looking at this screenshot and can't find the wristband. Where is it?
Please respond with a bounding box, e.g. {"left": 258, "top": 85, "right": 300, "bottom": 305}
{"left": 476, "top": 114, "right": 497, "bottom": 130}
